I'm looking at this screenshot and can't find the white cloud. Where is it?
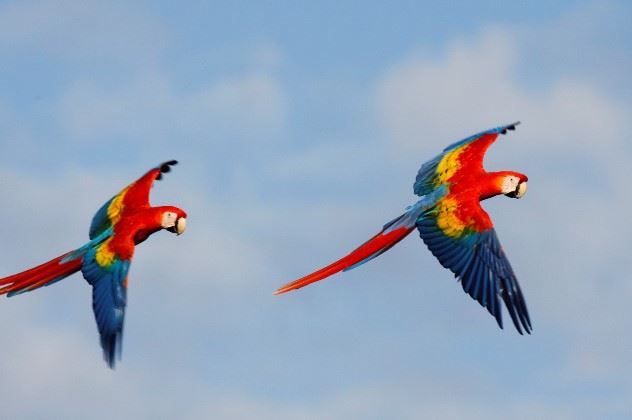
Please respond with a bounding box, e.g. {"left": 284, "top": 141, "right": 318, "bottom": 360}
{"left": 0, "top": 0, "right": 289, "bottom": 151}
{"left": 377, "top": 29, "right": 521, "bottom": 151}
{"left": 515, "top": 1, "right": 632, "bottom": 98}
{"left": 58, "top": 70, "right": 287, "bottom": 144}
{"left": 187, "top": 381, "right": 581, "bottom": 420}
{"left": 181, "top": 72, "right": 287, "bottom": 137}
{"left": 1, "top": 1, "right": 631, "bottom": 418}
{"left": 0, "top": 0, "right": 164, "bottom": 66}
{"left": 376, "top": 28, "right": 628, "bottom": 159}
{"left": 375, "top": 16, "right": 632, "bottom": 400}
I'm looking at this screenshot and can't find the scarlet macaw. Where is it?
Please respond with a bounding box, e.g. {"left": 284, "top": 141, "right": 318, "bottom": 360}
{"left": 275, "top": 123, "right": 531, "bottom": 334}
{"left": 0, "top": 161, "right": 187, "bottom": 367}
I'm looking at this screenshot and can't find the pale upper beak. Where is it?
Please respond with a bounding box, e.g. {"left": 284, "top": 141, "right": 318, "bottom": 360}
{"left": 175, "top": 217, "right": 186, "bottom": 235}
{"left": 167, "top": 217, "right": 187, "bottom": 235}
{"left": 516, "top": 181, "right": 527, "bottom": 198}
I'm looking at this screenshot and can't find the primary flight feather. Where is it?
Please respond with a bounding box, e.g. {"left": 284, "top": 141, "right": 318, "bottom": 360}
{"left": 275, "top": 123, "right": 532, "bottom": 334}
{"left": 0, "top": 161, "right": 187, "bottom": 367}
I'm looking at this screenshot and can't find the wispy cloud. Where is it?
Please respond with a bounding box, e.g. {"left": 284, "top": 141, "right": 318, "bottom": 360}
{"left": 1, "top": 1, "right": 631, "bottom": 419}
{"left": 375, "top": 9, "right": 632, "bottom": 405}
{"left": 0, "top": 0, "right": 165, "bottom": 66}
{"left": 58, "top": 70, "right": 287, "bottom": 144}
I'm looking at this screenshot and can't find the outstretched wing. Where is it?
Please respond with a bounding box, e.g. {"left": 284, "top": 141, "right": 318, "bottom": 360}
{"left": 81, "top": 240, "right": 132, "bottom": 368}
{"left": 413, "top": 122, "right": 519, "bottom": 196}
{"left": 416, "top": 195, "right": 531, "bottom": 334}
{"left": 89, "top": 160, "right": 178, "bottom": 239}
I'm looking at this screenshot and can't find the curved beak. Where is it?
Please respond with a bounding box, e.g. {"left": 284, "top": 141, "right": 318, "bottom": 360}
{"left": 167, "top": 217, "right": 187, "bottom": 235}
{"left": 175, "top": 217, "right": 186, "bottom": 235}
{"left": 505, "top": 181, "right": 528, "bottom": 199}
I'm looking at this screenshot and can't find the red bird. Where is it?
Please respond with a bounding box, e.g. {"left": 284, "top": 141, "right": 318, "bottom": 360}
{"left": 0, "top": 161, "right": 187, "bottom": 367}
{"left": 275, "top": 123, "right": 531, "bottom": 334}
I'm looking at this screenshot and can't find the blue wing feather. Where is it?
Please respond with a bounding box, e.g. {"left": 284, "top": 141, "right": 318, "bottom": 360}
{"left": 81, "top": 248, "right": 130, "bottom": 368}
{"left": 416, "top": 214, "right": 531, "bottom": 334}
{"left": 61, "top": 227, "right": 113, "bottom": 263}
{"left": 413, "top": 156, "right": 441, "bottom": 196}
{"left": 89, "top": 197, "right": 116, "bottom": 240}
{"left": 343, "top": 187, "right": 448, "bottom": 273}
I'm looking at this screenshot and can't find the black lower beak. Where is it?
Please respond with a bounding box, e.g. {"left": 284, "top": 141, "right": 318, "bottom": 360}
{"left": 505, "top": 184, "right": 520, "bottom": 198}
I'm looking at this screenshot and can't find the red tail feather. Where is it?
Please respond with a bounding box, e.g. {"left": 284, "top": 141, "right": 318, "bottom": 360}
{"left": 0, "top": 253, "right": 82, "bottom": 295}
{"left": 274, "top": 225, "right": 414, "bottom": 295}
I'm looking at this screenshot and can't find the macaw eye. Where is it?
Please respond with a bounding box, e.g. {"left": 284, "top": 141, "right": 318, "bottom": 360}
{"left": 502, "top": 176, "right": 520, "bottom": 195}
{"left": 161, "top": 212, "right": 177, "bottom": 228}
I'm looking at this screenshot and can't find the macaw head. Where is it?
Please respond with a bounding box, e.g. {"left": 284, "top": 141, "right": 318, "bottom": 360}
{"left": 500, "top": 172, "right": 528, "bottom": 199}
{"left": 160, "top": 206, "right": 188, "bottom": 235}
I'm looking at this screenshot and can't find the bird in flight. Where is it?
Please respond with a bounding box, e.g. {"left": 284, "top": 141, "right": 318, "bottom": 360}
{"left": 275, "top": 123, "right": 531, "bottom": 334}
{"left": 0, "top": 161, "right": 187, "bottom": 367}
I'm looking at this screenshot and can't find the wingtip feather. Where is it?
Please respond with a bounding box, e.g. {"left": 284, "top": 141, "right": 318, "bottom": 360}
{"left": 156, "top": 160, "right": 179, "bottom": 180}
{"left": 500, "top": 121, "right": 521, "bottom": 134}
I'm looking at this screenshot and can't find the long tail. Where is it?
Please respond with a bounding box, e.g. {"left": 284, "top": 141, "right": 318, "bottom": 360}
{"left": 0, "top": 252, "right": 83, "bottom": 297}
{"left": 274, "top": 211, "right": 418, "bottom": 295}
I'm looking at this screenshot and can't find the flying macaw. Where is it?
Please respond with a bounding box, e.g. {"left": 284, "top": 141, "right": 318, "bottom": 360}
{"left": 0, "top": 161, "right": 187, "bottom": 367}
{"left": 275, "top": 123, "right": 532, "bottom": 334}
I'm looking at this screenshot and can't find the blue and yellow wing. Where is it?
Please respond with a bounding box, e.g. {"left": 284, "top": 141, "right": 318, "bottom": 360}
{"left": 416, "top": 197, "right": 531, "bottom": 334}
{"left": 81, "top": 240, "right": 131, "bottom": 368}
{"left": 413, "top": 122, "right": 519, "bottom": 196}
{"left": 89, "top": 161, "right": 178, "bottom": 239}
{"left": 88, "top": 188, "right": 130, "bottom": 240}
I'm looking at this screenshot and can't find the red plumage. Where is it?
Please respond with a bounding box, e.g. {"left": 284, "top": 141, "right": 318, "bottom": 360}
{"left": 0, "top": 160, "right": 188, "bottom": 367}
{"left": 0, "top": 253, "right": 82, "bottom": 295}
{"left": 274, "top": 123, "right": 532, "bottom": 334}
{"left": 274, "top": 226, "right": 414, "bottom": 295}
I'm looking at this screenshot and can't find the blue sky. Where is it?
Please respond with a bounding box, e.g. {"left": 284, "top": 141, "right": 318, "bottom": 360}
{"left": 0, "top": 1, "right": 630, "bottom": 418}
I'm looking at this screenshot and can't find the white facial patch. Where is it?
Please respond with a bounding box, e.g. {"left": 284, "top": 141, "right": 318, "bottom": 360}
{"left": 161, "top": 211, "right": 178, "bottom": 229}
{"left": 501, "top": 176, "right": 520, "bottom": 194}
